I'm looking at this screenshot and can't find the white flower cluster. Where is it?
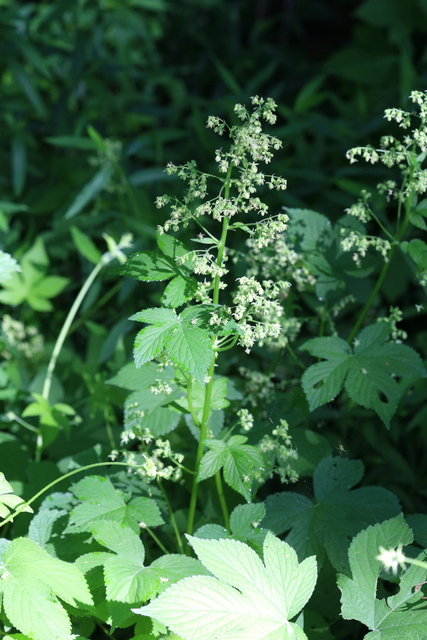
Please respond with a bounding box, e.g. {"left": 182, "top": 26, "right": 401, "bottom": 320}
{"left": 340, "top": 230, "right": 391, "bottom": 266}
{"left": 237, "top": 408, "right": 254, "bottom": 432}
{"left": 1, "top": 315, "right": 44, "bottom": 361}
{"left": 120, "top": 438, "right": 184, "bottom": 484}
{"left": 345, "top": 91, "right": 427, "bottom": 193}
{"left": 253, "top": 213, "right": 289, "bottom": 248}
{"left": 149, "top": 379, "right": 173, "bottom": 396}
{"left": 345, "top": 190, "right": 372, "bottom": 223}
{"left": 258, "top": 419, "right": 298, "bottom": 484}
{"left": 156, "top": 96, "right": 286, "bottom": 236}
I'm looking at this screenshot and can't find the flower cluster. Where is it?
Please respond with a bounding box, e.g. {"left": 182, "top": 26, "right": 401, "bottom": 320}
{"left": 345, "top": 91, "right": 427, "bottom": 197}
{"left": 237, "top": 408, "right": 254, "bottom": 432}
{"left": 340, "top": 230, "right": 391, "bottom": 266}
{"left": 345, "top": 190, "right": 372, "bottom": 223}
{"left": 1, "top": 315, "right": 44, "bottom": 361}
{"left": 149, "top": 379, "right": 173, "bottom": 396}
{"left": 377, "top": 306, "right": 408, "bottom": 342}
{"left": 156, "top": 96, "right": 286, "bottom": 236}
{"left": 258, "top": 419, "right": 299, "bottom": 484}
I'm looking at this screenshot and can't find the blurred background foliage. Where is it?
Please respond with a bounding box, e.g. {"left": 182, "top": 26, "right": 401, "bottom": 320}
{"left": 1, "top": 0, "right": 427, "bottom": 503}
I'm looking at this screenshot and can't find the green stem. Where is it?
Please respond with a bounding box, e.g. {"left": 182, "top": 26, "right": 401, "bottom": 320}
{"left": 7, "top": 412, "right": 38, "bottom": 433}
{"left": 0, "top": 461, "right": 141, "bottom": 528}
{"left": 187, "top": 378, "right": 200, "bottom": 428}
{"left": 145, "top": 526, "right": 170, "bottom": 555}
{"left": 286, "top": 342, "right": 306, "bottom": 370}
{"left": 346, "top": 253, "right": 394, "bottom": 344}
{"left": 158, "top": 478, "right": 184, "bottom": 554}
{"left": 42, "top": 260, "right": 104, "bottom": 404}
{"left": 186, "top": 163, "right": 234, "bottom": 539}
{"left": 215, "top": 471, "right": 230, "bottom": 532}
{"left": 35, "top": 260, "right": 104, "bottom": 462}
{"left": 186, "top": 356, "right": 216, "bottom": 539}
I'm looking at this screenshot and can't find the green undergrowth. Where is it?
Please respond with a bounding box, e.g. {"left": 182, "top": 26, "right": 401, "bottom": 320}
{"left": 1, "top": 91, "right": 427, "bottom": 640}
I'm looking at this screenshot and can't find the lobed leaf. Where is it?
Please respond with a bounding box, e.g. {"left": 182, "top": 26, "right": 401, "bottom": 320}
{"left": 301, "top": 324, "right": 426, "bottom": 427}
{"left": 338, "top": 515, "right": 427, "bottom": 639}
{"left": 134, "top": 531, "right": 317, "bottom": 640}
{"left": 262, "top": 457, "right": 401, "bottom": 573}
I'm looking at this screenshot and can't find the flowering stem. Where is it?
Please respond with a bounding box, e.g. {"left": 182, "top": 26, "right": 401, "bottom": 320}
{"left": 186, "top": 164, "right": 234, "bottom": 538}
{"left": 347, "top": 166, "right": 414, "bottom": 344}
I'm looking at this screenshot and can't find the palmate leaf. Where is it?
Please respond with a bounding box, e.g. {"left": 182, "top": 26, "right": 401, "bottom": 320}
{"left": 261, "top": 457, "right": 400, "bottom": 573}
{"left": 0, "top": 537, "right": 92, "bottom": 640}
{"left": 301, "top": 324, "right": 426, "bottom": 427}
{"left": 338, "top": 515, "right": 427, "bottom": 639}
{"left": 65, "top": 475, "right": 164, "bottom": 535}
{"left": 131, "top": 306, "right": 214, "bottom": 385}
{"left": 134, "top": 532, "right": 317, "bottom": 640}
{"left": 198, "top": 435, "right": 263, "bottom": 502}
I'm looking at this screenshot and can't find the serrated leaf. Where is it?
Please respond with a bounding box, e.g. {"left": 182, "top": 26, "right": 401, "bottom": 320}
{"left": 28, "top": 508, "right": 67, "bottom": 549}
{"left": 125, "top": 387, "right": 182, "bottom": 437}
{"left": 301, "top": 324, "right": 426, "bottom": 427}
{"left": 401, "top": 238, "right": 427, "bottom": 270}
{"left": 161, "top": 275, "right": 198, "bottom": 308}
{"left": 90, "top": 522, "right": 159, "bottom": 605}
{"left": 66, "top": 476, "right": 162, "bottom": 534}
{"left": 262, "top": 457, "right": 401, "bottom": 573}
{"left": 133, "top": 532, "right": 316, "bottom": 640}
{"left": 0, "top": 537, "right": 92, "bottom": 640}
{"left": 131, "top": 307, "right": 214, "bottom": 384}
{"left": 198, "top": 436, "right": 263, "bottom": 502}
{"left": 338, "top": 515, "right": 427, "bottom": 639}
{"left": 157, "top": 233, "right": 191, "bottom": 261}
{"left": 150, "top": 554, "right": 211, "bottom": 597}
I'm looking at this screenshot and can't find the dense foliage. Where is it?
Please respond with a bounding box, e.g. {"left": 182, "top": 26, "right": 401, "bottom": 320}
{"left": 1, "top": 2, "right": 427, "bottom": 639}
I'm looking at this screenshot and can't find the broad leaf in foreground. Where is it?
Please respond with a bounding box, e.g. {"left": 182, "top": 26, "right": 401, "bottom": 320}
{"left": 0, "top": 537, "right": 92, "bottom": 640}
{"left": 261, "top": 457, "right": 400, "bottom": 573}
{"left": 300, "top": 323, "right": 425, "bottom": 427}
{"left": 338, "top": 515, "right": 427, "bottom": 639}
{"left": 134, "top": 531, "right": 317, "bottom": 640}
